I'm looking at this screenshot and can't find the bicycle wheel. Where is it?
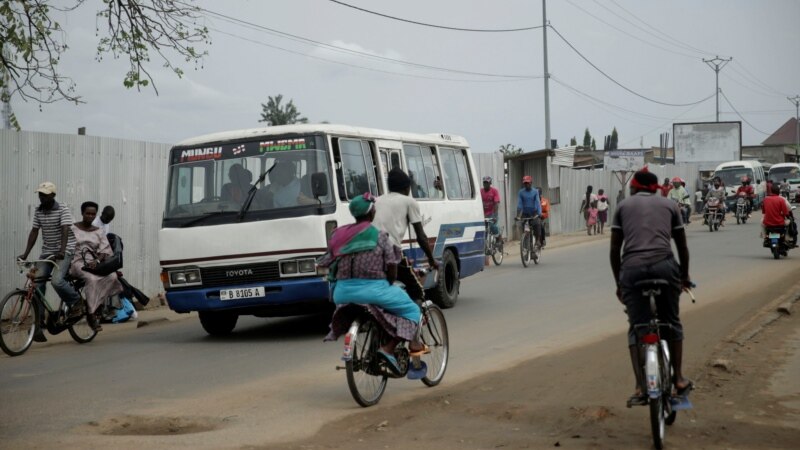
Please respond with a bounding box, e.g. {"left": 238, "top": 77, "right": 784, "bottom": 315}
{"left": 420, "top": 304, "right": 449, "bottom": 387}
{"left": 0, "top": 290, "right": 37, "bottom": 357}
{"left": 68, "top": 301, "right": 97, "bottom": 344}
{"left": 520, "top": 232, "right": 531, "bottom": 267}
{"left": 491, "top": 239, "right": 504, "bottom": 265}
{"left": 649, "top": 395, "right": 666, "bottom": 449}
{"left": 345, "top": 320, "right": 388, "bottom": 407}
{"left": 533, "top": 240, "right": 541, "bottom": 265}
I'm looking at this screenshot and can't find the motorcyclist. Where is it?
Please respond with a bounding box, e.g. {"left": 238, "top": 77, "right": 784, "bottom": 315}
{"left": 704, "top": 177, "right": 726, "bottom": 225}
{"left": 762, "top": 183, "right": 793, "bottom": 253}
{"left": 667, "top": 177, "right": 691, "bottom": 224}
{"left": 735, "top": 176, "right": 755, "bottom": 217}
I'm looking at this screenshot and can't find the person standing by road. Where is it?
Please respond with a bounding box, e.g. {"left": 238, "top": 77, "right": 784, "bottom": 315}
{"left": 516, "top": 176, "right": 542, "bottom": 247}
{"left": 579, "top": 185, "right": 598, "bottom": 235}
{"left": 481, "top": 176, "right": 503, "bottom": 245}
{"left": 17, "top": 182, "right": 81, "bottom": 343}
{"left": 610, "top": 167, "right": 693, "bottom": 405}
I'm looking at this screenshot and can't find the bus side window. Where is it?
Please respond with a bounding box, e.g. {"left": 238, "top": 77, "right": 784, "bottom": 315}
{"left": 423, "top": 146, "right": 443, "bottom": 199}
{"left": 403, "top": 144, "right": 428, "bottom": 199}
{"left": 333, "top": 138, "right": 379, "bottom": 200}
{"left": 390, "top": 152, "right": 402, "bottom": 171}
{"left": 439, "top": 148, "right": 463, "bottom": 199}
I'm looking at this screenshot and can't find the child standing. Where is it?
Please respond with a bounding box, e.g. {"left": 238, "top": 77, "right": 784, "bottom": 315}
{"left": 587, "top": 200, "right": 599, "bottom": 235}
{"left": 596, "top": 189, "right": 609, "bottom": 234}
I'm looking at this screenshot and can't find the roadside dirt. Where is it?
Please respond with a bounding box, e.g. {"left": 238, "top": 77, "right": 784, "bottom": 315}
{"left": 263, "top": 282, "right": 800, "bottom": 449}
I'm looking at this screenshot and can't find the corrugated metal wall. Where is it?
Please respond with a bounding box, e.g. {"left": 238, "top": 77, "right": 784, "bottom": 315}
{"left": 557, "top": 163, "right": 706, "bottom": 234}
{"left": 1, "top": 130, "right": 171, "bottom": 297}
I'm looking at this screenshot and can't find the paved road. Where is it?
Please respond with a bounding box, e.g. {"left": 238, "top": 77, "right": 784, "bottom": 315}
{"left": 2, "top": 213, "right": 798, "bottom": 448}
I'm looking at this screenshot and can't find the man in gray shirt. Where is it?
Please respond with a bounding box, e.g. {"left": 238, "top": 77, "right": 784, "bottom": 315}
{"left": 610, "top": 168, "right": 693, "bottom": 405}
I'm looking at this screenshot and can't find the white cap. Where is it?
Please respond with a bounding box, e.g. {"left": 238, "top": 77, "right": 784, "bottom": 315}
{"left": 35, "top": 181, "right": 57, "bottom": 195}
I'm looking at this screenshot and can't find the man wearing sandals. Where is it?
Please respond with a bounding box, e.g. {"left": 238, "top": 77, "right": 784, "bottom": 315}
{"left": 609, "top": 167, "right": 694, "bottom": 405}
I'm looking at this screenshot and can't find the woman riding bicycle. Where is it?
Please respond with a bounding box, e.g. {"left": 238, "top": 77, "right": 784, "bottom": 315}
{"left": 319, "top": 193, "right": 423, "bottom": 373}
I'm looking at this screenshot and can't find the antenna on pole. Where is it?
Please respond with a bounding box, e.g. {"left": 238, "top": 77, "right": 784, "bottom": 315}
{"left": 702, "top": 56, "right": 733, "bottom": 122}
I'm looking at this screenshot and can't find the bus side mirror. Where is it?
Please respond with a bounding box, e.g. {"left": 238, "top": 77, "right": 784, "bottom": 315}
{"left": 311, "top": 172, "right": 329, "bottom": 199}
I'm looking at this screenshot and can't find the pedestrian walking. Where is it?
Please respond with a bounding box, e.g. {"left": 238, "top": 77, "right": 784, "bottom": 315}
{"left": 597, "top": 189, "right": 609, "bottom": 234}
{"left": 579, "top": 185, "right": 598, "bottom": 235}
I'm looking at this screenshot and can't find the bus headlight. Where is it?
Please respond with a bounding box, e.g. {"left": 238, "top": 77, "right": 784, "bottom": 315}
{"left": 280, "top": 261, "right": 298, "bottom": 275}
{"left": 280, "top": 258, "right": 319, "bottom": 277}
{"left": 168, "top": 268, "right": 202, "bottom": 287}
{"left": 298, "top": 259, "right": 316, "bottom": 273}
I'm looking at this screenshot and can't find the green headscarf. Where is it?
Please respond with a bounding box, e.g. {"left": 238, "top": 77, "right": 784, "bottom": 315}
{"left": 349, "top": 192, "right": 375, "bottom": 219}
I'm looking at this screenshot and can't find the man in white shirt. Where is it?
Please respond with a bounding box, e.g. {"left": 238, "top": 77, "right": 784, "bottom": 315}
{"left": 373, "top": 168, "right": 439, "bottom": 300}
{"left": 91, "top": 205, "right": 115, "bottom": 235}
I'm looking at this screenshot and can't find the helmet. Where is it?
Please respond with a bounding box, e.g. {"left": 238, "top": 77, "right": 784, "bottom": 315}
{"left": 482, "top": 176, "right": 492, "bottom": 183}
{"left": 522, "top": 175, "right": 532, "bottom": 184}
{"left": 671, "top": 176, "right": 682, "bottom": 183}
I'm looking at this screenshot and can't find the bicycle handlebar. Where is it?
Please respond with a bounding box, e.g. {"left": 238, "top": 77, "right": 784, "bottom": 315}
{"left": 16, "top": 257, "right": 59, "bottom": 272}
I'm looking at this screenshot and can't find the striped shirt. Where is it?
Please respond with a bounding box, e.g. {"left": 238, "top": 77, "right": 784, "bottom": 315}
{"left": 32, "top": 202, "right": 76, "bottom": 255}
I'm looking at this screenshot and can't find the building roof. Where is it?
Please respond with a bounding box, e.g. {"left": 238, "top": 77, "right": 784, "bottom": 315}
{"left": 762, "top": 117, "right": 799, "bottom": 146}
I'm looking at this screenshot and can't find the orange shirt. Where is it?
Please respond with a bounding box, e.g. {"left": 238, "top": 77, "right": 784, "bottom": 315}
{"left": 540, "top": 198, "right": 550, "bottom": 219}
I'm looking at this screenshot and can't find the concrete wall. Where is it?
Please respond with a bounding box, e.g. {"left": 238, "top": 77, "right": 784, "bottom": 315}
{"left": 0, "top": 130, "right": 171, "bottom": 297}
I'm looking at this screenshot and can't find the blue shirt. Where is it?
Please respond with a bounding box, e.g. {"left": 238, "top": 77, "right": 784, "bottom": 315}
{"left": 517, "top": 188, "right": 542, "bottom": 216}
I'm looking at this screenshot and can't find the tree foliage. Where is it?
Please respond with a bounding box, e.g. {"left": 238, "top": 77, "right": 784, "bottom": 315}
{"left": 569, "top": 136, "right": 577, "bottom": 146}
{"left": 610, "top": 127, "right": 619, "bottom": 150}
{"left": 591, "top": 137, "right": 596, "bottom": 150}
{"left": 0, "top": 0, "right": 210, "bottom": 105}
{"left": 498, "top": 143, "right": 523, "bottom": 157}
{"left": 583, "top": 128, "right": 591, "bottom": 148}
{"left": 258, "top": 94, "right": 308, "bottom": 126}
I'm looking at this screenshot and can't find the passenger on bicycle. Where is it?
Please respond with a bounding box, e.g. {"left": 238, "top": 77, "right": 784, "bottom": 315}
{"left": 516, "top": 176, "right": 542, "bottom": 247}
{"left": 319, "top": 193, "right": 423, "bottom": 373}
{"left": 610, "top": 167, "right": 693, "bottom": 405}
{"left": 373, "top": 168, "right": 439, "bottom": 301}
{"left": 17, "top": 182, "right": 82, "bottom": 342}
{"left": 481, "top": 176, "right": 503, "bottom": 245}
{"left": 70, "top": 201, "right": 124, "bottom": 332}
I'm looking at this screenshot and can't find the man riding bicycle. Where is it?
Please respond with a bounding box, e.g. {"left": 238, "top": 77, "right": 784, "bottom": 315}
{"left": 481, "top": 176, "right": 503, "bottom": 245}
{"left": 516, "top": 176, "right": 542, "bottom": 247}
{"left": 610, "top": 167, "right": 693, "bottom": 405}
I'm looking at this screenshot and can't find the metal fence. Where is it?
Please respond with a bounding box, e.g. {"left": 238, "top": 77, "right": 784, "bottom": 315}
{"left": 0, "top": 130, "right": 171, "bottom": 297}
{"left": 556, "top": 163, "right": 706, "bottom": 234}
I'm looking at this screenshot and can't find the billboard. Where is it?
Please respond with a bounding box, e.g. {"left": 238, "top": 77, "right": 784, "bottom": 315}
{"left": 604, "top": 149, "right": 644, "bottom": 171}
{"left": 673, "top": 121, "right": 741, "bottom": 163}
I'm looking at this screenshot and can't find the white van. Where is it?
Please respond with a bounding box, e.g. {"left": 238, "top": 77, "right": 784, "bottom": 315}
{"left": 768, "top": 163, "right": 800, "bottom": 199}
{"left": 712, "top": 160, "right": 766, "bottom": 206}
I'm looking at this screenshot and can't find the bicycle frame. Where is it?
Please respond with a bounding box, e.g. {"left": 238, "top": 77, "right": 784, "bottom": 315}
{"left": 19, "top": 260, "right": 62, "bottom": 314}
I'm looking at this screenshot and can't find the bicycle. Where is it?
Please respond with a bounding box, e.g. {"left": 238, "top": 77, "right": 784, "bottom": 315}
{"left": 484, "top": 218, "right": 504, "bottom": 266}
{"left": 0, "top": 259, "right": 97, "bottom": 357}
{"left": 627, "top": 279, "right": 695, "bottom": 450}
{"left": 517, "top": 216, "right": 541, "bottom": 267}
{"left": 335, "top": 271, "right": 449, "bottom": 407}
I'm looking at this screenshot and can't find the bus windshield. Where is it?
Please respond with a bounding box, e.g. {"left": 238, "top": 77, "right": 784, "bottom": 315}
{"left": 768, "top": 166, "right": 800, "bottom": 183}
{"left": 163, "top": 135, "right": 333, "bottom": 227}
{"left": 714, "top": 168, "right": 753, "bottom": 186}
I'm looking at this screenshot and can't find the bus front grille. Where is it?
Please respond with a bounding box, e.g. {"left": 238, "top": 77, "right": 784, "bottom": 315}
{"left": 200, "top": 262, "right": 281, "bottom": 287}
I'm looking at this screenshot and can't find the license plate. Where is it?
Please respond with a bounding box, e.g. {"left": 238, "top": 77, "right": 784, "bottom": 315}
{"left": 768, "top": 233, "right": 780, "bottom": 239}
{"left": 219, "top": 287, "right": 265, "bottom": 301}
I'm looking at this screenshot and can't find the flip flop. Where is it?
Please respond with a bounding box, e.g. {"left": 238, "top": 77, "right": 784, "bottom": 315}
{"left": 676, "top": 380, "right": 694, "bottom": 396}
{"left": 626, "top": 393, "right": 648, "bottom": 408}
{"left": 408, "top": 344, "right": 430, "bottom": 357}
{"left": 377, "top": 350, "right": 402, "bottom": 374}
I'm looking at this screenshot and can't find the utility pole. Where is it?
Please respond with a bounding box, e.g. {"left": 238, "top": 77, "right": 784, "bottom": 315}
{"left": 542, "top": 0, "right": 551, "bottom": 150}
{"left": 703, "top": 56, "right": 732, "bottom": 122}
{"left": 789, "top": 95, "right": 800, "bottom": 163}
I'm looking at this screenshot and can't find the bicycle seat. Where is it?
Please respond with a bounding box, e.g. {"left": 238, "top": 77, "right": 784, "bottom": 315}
{"left": 633, "top": 279, "right": 670, "bottom": 288}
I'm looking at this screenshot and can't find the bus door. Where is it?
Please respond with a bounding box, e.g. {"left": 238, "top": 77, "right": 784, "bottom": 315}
{"left": 376, "top": 140, "right": 404, "bottom": 189}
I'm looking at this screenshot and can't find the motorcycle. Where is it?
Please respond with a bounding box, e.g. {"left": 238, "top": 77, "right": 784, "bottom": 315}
{"left": 763, "top": 209, "right": 797, "bottom": 259}
{"left": 734, "top": 193, "right": 749, "bottom": 225}
{"left": 704, "top": 198, "right": 724, "bottom": 232}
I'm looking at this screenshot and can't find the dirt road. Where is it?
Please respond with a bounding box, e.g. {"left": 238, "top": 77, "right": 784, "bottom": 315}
{"left": 267, "top": 277, "right": 800, "bottom": 449}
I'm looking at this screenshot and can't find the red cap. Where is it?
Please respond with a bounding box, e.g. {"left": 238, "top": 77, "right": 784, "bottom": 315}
{"left": 522, "top": 175, "right": 532, "bottom": 183}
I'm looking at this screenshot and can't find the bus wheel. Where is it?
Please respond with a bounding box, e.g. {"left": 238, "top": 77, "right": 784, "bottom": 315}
{"left": 199, "top": 311, "right": 238, "bottom": 336}
{"left": 427, "top": 250, "right": 459, "bottom": 309}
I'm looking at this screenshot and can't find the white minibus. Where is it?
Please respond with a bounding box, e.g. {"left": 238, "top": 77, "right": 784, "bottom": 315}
{"left": 712, "top": 160, "right": 766, "bottom": 207}
{"left": 159, "top": 124, "right": 484, "bottom": 335}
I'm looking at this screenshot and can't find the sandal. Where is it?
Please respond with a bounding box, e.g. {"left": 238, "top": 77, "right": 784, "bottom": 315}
{"left": 377, "top": 350, "right": 402, "bottom": 374}
{"left": 626, "top": 393, "right": 648, "bottom": 407}
{"left": 675, "top": 379, "right": 694, "bottom": 396}
{"left": 408, "top": 343, "right": 430, "bottom": 356}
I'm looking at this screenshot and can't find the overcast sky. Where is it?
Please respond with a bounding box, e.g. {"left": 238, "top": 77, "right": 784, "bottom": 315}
{"left": 9, "top": 0, "right": 800, "bottom": 151}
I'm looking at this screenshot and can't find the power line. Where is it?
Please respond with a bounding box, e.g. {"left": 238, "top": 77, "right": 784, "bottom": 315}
{"left": 200, "top": 7, "right": 539, "bottom": 79}
{"left": 730, "top": 60, "right": 790, "bottom": 97}
{"left": 551, "top": 76, "right": 678, "bottom": 121}
{"left": 210, "top": 27, "right": 541, "bottom": 83}
{"left": 327, "top": 0, "right": 542, "bottom": 32}
{"left": 606, "top": 0, "right": 720, "bottom": 57}
{"left": 619, "top": 101, "right": 711, "bottom": 148}
{"left": 548, "top": 25, "right": 716, "bottom": 107}
{"left": 719, "top": 90, "right": 771, "bottom": 135}
{"left": 563, "top": 0, "right": 698, "bottom": 59}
